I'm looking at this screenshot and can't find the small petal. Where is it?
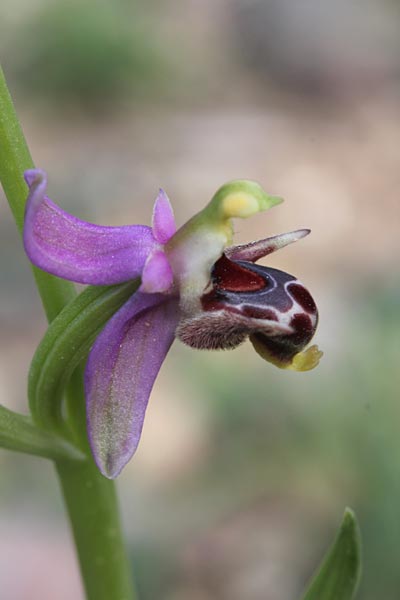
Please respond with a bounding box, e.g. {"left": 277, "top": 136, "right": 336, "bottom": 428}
{"left": 85, "top": 292, "right": 180, "bottom": 478}
{"left": 152, "top": 189, "right": 176, "bottom": 244}
{"left": 23, "top": 169, "right": 156, "bottom": 285}
{"left": 140, "top": 250, "right": 174, "bottom": 293}
{"left": 226, "top": 229, "right": 310, "bottom": 263}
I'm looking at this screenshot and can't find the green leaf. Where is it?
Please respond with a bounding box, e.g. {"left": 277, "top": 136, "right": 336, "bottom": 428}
{"left": 0, "top": 404, "right": 84, "bottom": 460}
{"left": 28, "top": 280, "right": 139, "bottom": 440}
{"left": 301, "top": 508, "right": 361, "bottom": 600}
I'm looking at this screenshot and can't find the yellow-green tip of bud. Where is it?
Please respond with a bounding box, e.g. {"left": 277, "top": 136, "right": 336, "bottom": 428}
{"left": 210, "top": 180, "right": 283, "bottom": 220}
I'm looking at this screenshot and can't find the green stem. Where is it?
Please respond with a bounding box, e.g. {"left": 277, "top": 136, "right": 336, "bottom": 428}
{"left": 56, "top": 459, "right": 137, "bottom": 600}
{"left": 0, "top": 63, "right": 76, "bottom": 321}
{"left": 0, "top": 63, "right": 137, "bottom": 599}
{"left": 57, "top": 371, "right": 136, "bottom": 600}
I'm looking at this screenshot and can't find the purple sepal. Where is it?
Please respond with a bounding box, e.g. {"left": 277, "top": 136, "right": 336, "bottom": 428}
{"left": 152, "top": 189, "right": 176, "bottom": 244}
{"left": 23, "top": 169, "right": 156, "bottom": 285}
{"left": 85, "top": 292, "right": 180, "bottom": 478}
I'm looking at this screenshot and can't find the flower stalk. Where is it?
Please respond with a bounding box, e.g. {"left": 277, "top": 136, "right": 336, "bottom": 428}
{"left": 56, "top": 459, "right": 137, "bottom": 600}
{"left": 0, "top": 64, "right": 136, "bottom": 599}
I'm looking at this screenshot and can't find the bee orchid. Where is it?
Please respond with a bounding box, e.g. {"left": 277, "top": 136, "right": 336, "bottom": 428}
{"left": 23, "top": 169, "right": 322, "bottom": 478}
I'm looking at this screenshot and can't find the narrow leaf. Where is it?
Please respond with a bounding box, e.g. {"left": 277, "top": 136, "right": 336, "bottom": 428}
{"left": 301, "top": 508, "right": 361, "bottom": 600}
{"left": 29, "top": 280, "right": 139, "bottom": 436}
{"left": 0, "top": 404, "right": 84, "bottom": 460}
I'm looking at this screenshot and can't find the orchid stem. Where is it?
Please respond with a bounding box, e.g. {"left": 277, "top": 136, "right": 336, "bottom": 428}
{"left": 0, "top": 64, "right": 76, "bottom": 321}
{"left": 56, "top": 459, "right": 137, "bottom": 600}
{"left": 0, "top": 63, "right": 137, "bottom": 599}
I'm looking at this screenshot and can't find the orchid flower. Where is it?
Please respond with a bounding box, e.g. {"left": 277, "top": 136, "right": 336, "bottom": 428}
{"left": 23, "top": 169, "right": 322, "bottom": 478}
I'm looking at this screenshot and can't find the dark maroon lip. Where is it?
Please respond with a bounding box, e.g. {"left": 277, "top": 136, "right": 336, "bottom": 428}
{"left": 287, "top": 282, "right": 317, "bottom": 314}
{"left": 203, "top": 254, "right": 298, "bottom": 314}
{"left": 189, "top": 252, "right": 319, "bottom": 361}
{"left": 250, "top": 312, "right": 315, "bottom": 365}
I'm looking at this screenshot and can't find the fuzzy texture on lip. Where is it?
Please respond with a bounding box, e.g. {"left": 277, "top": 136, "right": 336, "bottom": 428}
{"left": 23, "top": 169, "right": 321, "bottom": 478}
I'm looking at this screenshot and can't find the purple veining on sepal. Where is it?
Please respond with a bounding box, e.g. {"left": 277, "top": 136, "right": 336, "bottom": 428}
{"left": 23, "top": 169, "right": 157, "bottom": 285}
{"left": 140, "top": 250, "right": 174, "bottom": 293}
{"left": 152, "top": 189, "right": 176, "bottom": 244}
{"left": 85, "top": 292, "right": 180, "bottom": 479}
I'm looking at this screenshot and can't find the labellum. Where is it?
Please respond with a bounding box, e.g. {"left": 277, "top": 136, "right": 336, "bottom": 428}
{"left": 177, "top": 253, "right": 320, "bottom": 370}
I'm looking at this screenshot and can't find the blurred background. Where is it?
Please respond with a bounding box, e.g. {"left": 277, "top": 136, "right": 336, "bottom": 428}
{"left": 0, "top": 0, "right": 399, "bottom": 598}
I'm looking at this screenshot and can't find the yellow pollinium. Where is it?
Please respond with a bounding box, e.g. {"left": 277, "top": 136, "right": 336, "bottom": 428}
{"left": 222, "top": 192, "right": 260, "bottom": 219}
{"left": 211, "top": 179, "right": 283, "bottom": 222}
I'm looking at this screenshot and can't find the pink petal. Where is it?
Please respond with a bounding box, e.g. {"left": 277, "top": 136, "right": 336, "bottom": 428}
{"left": 139, "top": 250, "right": 174, "bottom": 293}
{"left": 23, "top": 169, "right": 156, "bottom": 285}
{"left": 226, "top": 229, "right": 310, "bottom": 263}
{"left": 152, "top": 189, "right": 176, "bottom": 244}
{"left": 85, "top": 292, "right": 180, "bottom": 478}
